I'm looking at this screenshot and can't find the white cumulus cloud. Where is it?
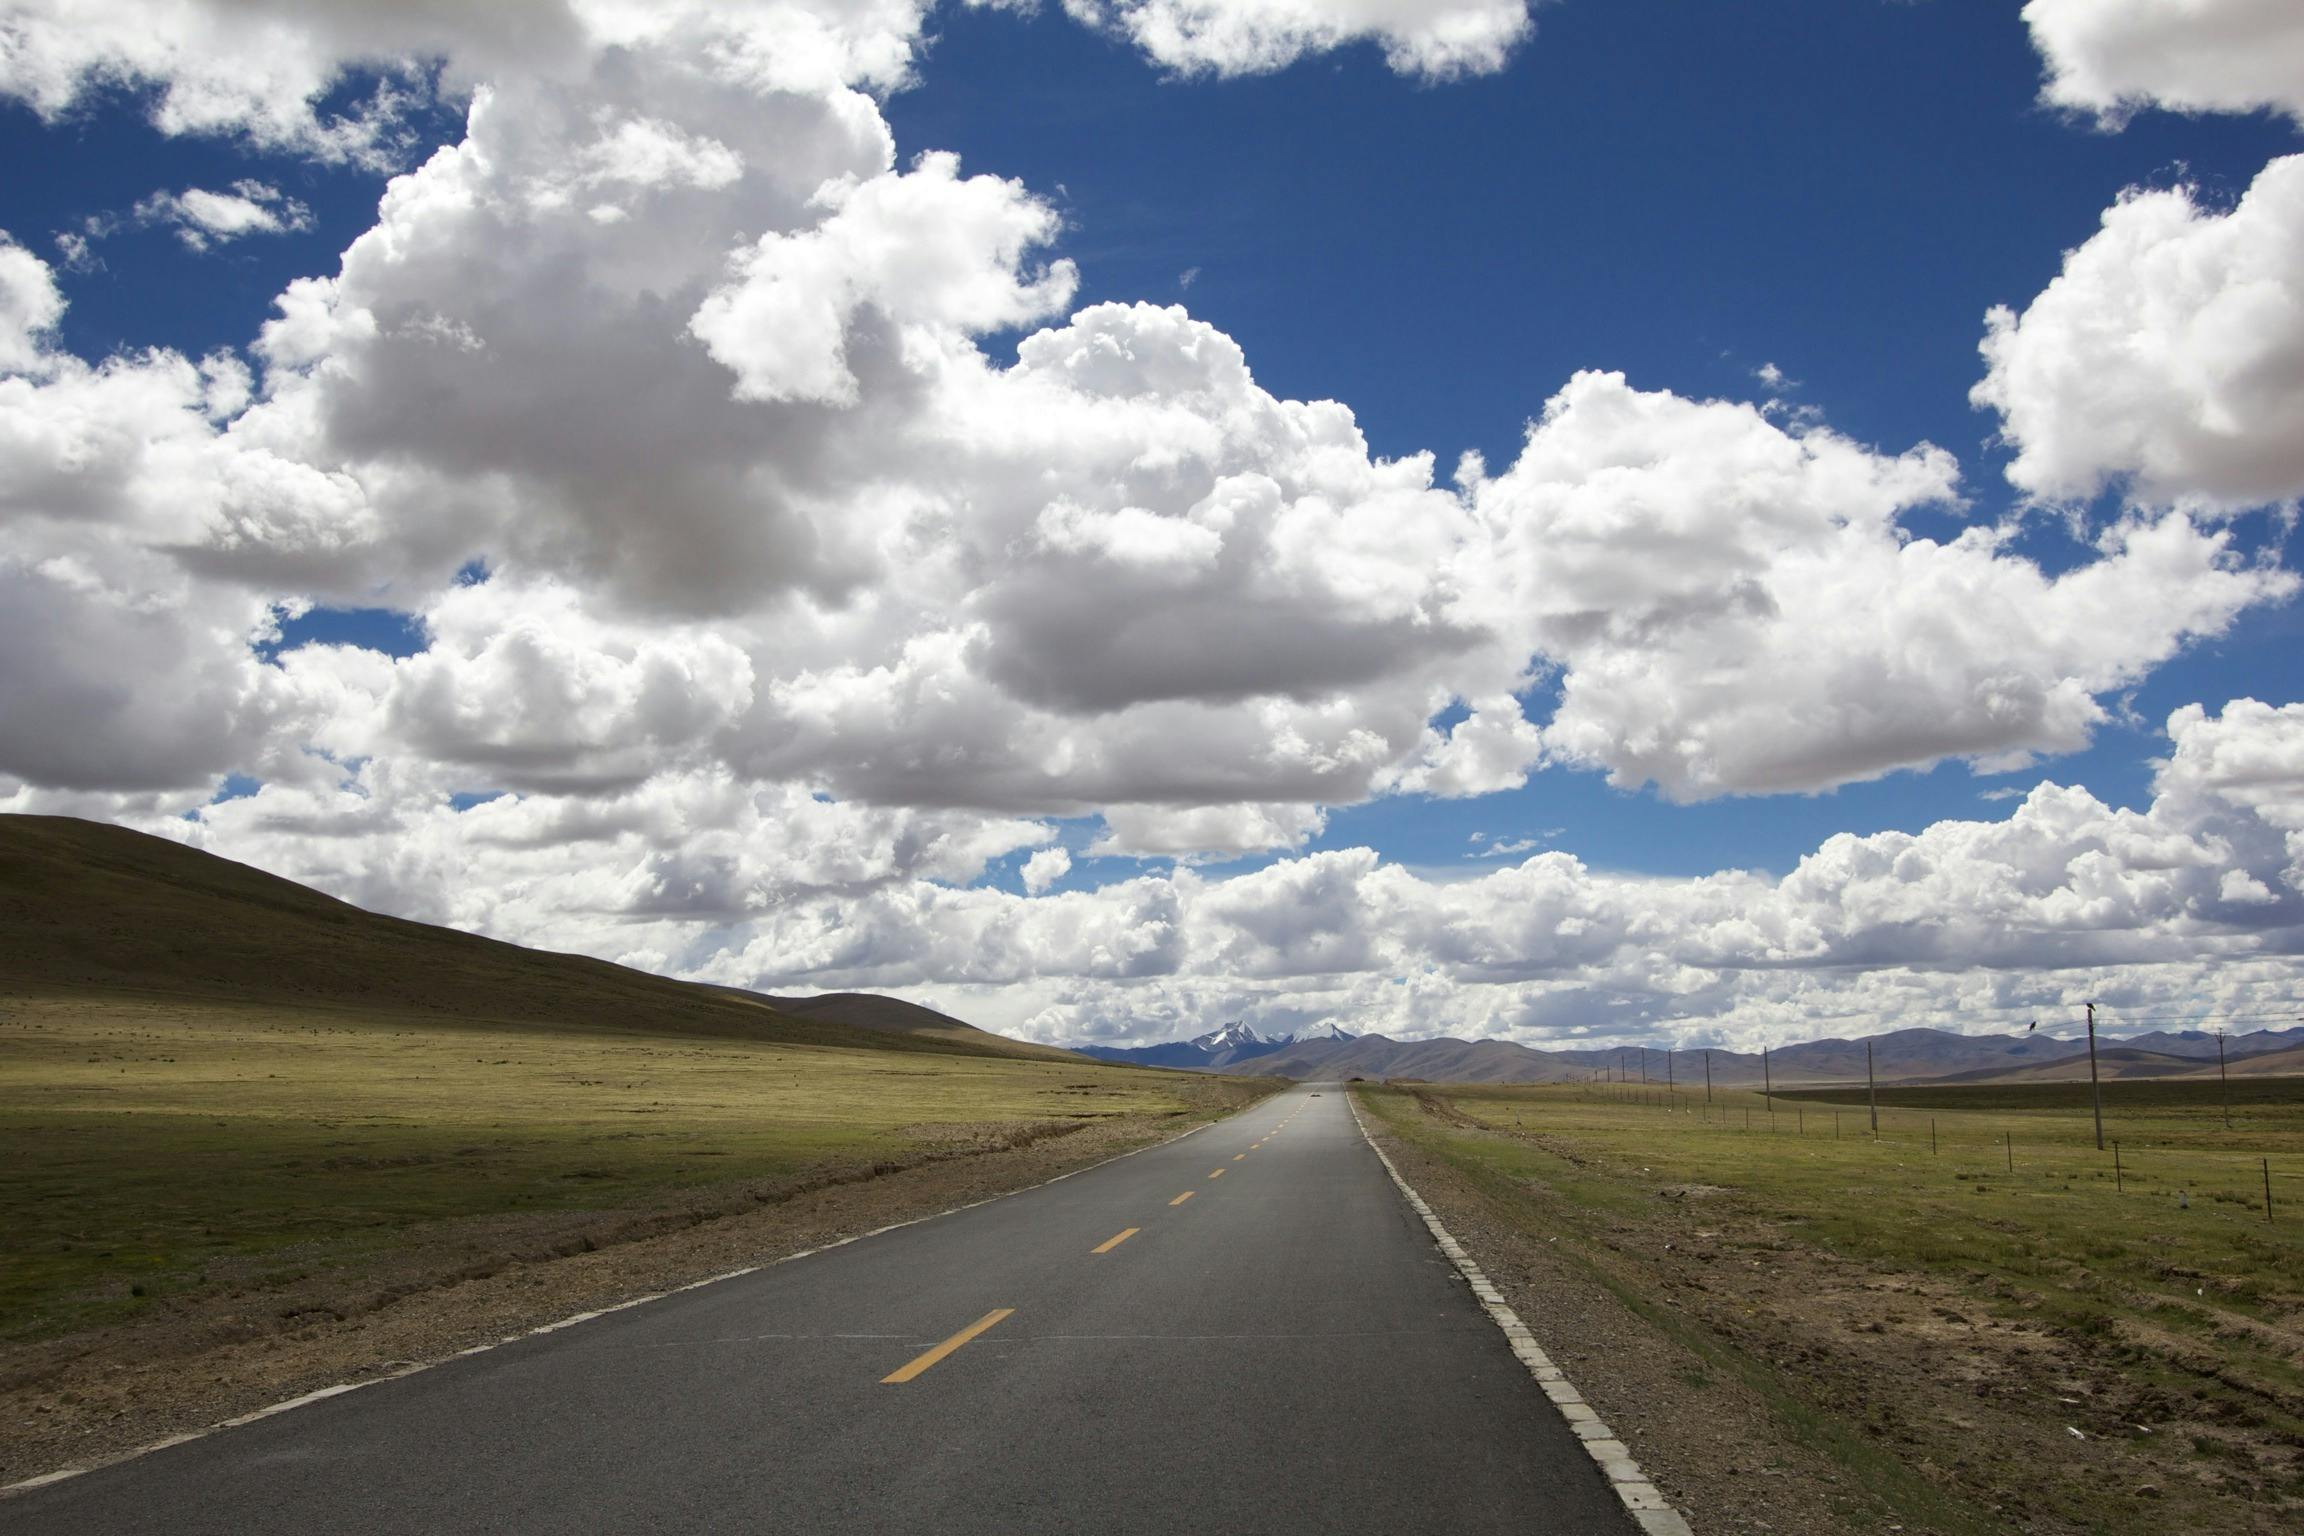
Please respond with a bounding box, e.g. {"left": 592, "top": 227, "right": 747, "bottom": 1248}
{"left": 134, "top": 180, "right": 315, "bottom": 250}
{"left": 0, "top": 231, "right": 64, "bottom": 373}
{"left": 1018, "top": 0, "right": 1535, "bottom": 80}
{"left": 2026, "top": 0, "right": 2304, "bottom": 125}
{"left": 1975, "top": 156, "right": 2304, "bottom": 510}
{"left": 1021, "top": 845, "right": 1072, "bottom": 893}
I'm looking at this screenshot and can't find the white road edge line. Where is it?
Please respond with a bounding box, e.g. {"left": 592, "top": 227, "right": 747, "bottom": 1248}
{"left": 1346, "top": 1092, "right": 1696, "bottom": 1536}
{"left": 2, "top": 1110, "right": 1236, "bottom": 1499}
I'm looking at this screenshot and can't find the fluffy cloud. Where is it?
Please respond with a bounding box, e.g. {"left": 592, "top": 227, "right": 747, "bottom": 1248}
{"left": 380, "top": 580, "right": 757, "bottom": 793}
{"left": 691, "top": 151, "right": 1077, "bottom": 407}
{"left": 1475, "top": 374, "right": 2289, "bottom": 798}
{"left": 1020, "top": 845, "right": 1072, "bottom": 893}
{"left": 2, "top": 10, "right": 2286, "bottom": 828}
{"left": 1036, "top": 0, "right": 1535, "bottom": 79}
{"left": 0, "top": 232, "right": 63, "bottom": 372}
{"left": 808, "top": 700, "right": 2304, "bottom": 1043}
{"left": 133, "top": 180, "right": 315, "bottom": 249}
{"left": 49, "top": 698, "right": 2285, "bottom": 1050}
{"left": 0, "top": 271, "right": 358, "bottom": 790}
{"left": 1974, "top": 156, "right": 2304, "bottom": 509}
{"left": 2026, "top": 0, "right": 2304, "bottom": 124}
{"left": 0, "top": 0, "right": 930, "bottom": 164}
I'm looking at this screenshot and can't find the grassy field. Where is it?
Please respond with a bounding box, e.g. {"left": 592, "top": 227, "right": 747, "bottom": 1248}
{"left": 1362, "top": 1077, "right": 2304, "bottom": 1534}
{"left": 0, "top": 991, "right": 1243, "bottom": 1342}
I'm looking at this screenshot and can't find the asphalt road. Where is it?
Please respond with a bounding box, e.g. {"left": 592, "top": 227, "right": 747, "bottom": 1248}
{"left": 7, "top": 1084, "right": 1638, "bottom": 1534}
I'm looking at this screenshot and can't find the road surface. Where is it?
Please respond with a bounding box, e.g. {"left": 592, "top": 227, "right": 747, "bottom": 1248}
{"left": 6, "top": 1084, "right": 1640, "bottom": 1533}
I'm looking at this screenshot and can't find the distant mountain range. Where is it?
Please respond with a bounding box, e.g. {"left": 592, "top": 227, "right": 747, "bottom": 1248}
{"left": 1078, "top": 1020, "right": 2304, "bottom": 1087}
{"left": 1078, "top": 1020, "right": 1355, "bottom": 1071}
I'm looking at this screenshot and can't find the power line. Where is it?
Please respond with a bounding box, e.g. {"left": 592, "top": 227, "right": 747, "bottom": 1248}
{"left": 1930, "top": 1000, "right": 2301, "bottom": 1029}
{"left": 2093, "top": 1007, "right": 2303, "bottom": 1027}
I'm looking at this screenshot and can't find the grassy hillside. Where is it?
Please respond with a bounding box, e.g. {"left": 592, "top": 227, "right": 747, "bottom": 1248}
{"left": 0, "top": 814, "right": 1041, "bottom": 1059}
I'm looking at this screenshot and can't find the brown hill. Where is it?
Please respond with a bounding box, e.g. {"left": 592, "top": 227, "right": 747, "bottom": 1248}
{"left": 0, "top": 814, "right": 1031, "bottom": 1059}
{"left": 1235, "top": 1033, "right": 1584, "bottom": 1084}
{"left": 2213, "top": 1042, "right": 2304, "bottom": 1078}
{"left": 1922, "top": 1046, "right": 2214, "bottom": 1085}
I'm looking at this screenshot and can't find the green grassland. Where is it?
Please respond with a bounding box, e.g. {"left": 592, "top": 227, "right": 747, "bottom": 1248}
{"left": 1362, "top": 1078, "right": 2304, "bottom": 1533}
{"left": 1783, "top": 1076, "right": 2304, "bottom": 1114}
{"left": 1, "top": 991, "right": 1239, "bottom": 1341}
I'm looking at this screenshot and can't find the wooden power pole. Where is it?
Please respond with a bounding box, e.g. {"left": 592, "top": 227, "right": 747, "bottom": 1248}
{"left": 1866, "top": 1039, "right": 1878, "bottom": 1135}
{"left": 2085, "top": 1001, "right": 2105, "bottom": 1152}
{"left": 2218, "top": 1029, "right": 2232, "bottom": 1131}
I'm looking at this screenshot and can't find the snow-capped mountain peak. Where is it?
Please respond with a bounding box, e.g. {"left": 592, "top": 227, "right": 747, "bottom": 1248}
{"left": 1185, "top": 1020, "right": 1357, "bottom": 1053}
{"left": 1192, "top": 1021, "right": 1275, "bottom": 1051}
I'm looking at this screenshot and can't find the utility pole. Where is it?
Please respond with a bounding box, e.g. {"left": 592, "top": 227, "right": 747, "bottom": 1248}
{"left": 1666, "top": 1049, "right": 1675, "bottom": 1098}
{"left": 2218, "top": 1029, "right": 2232, "bottom": 1131}
{"left": 1763, "top": 1046, "right": 1773, "bottom": 1114}
{"left": 1639, "top": 1048, "right": 1648, "bottom": 1085}
{"left": 1704, "top": 1049, "right": 1712, "bottom": 1106}
{"left": 2085, "top": 1001, "right": 2105, "bottom": 1152}
{"left": 1866, "top": 1039, "right": 1878, "bottom": 1135}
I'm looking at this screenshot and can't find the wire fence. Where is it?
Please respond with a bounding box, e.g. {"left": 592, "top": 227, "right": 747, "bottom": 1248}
{"left": 1542, "top": 1078, "right": 2299, "bottom": 1224}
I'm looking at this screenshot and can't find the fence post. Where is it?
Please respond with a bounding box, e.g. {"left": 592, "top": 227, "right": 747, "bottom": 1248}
{"left": 1930, "top": 1117, "right": 1937, "bottom": 1156}
{"left": 2113, "top": 1141, "right": 2123, "bottom": 1194}
{"left": 2267, "top": 1159, "right": 2276, "bottom": 1224}
{"left": 2005, "top": 1132, "right": 2013, "bottom": 1173}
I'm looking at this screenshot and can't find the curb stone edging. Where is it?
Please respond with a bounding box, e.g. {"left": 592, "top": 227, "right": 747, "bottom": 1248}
{"left": 1347, "top": 1091, "right": 1697, "bottom": 1536}
{"left": 3, "top": 1111, "right": 1232, "bottom": 1499}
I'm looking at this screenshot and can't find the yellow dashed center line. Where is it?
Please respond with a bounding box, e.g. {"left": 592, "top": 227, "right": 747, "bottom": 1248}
{"left": 1209, "top": 1168, "right": 1225, "bottom": 1179}
{"left": 1169, "top": 1190, "right": 1195, "bottom": 1206}
{"left": 1092, "top": 1227, "right": 1139, "bottom": 1255}
{"left": 882, "top": 1308, "right": 1014, "bottom": 1384}
{"left": 1233, "top": 1154, "right": 1245, "bottom": 1161}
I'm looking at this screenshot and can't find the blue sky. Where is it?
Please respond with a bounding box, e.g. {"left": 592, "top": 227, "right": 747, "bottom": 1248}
{"left": 5, "top": 0, "right": 2303, "bottom": 1045}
